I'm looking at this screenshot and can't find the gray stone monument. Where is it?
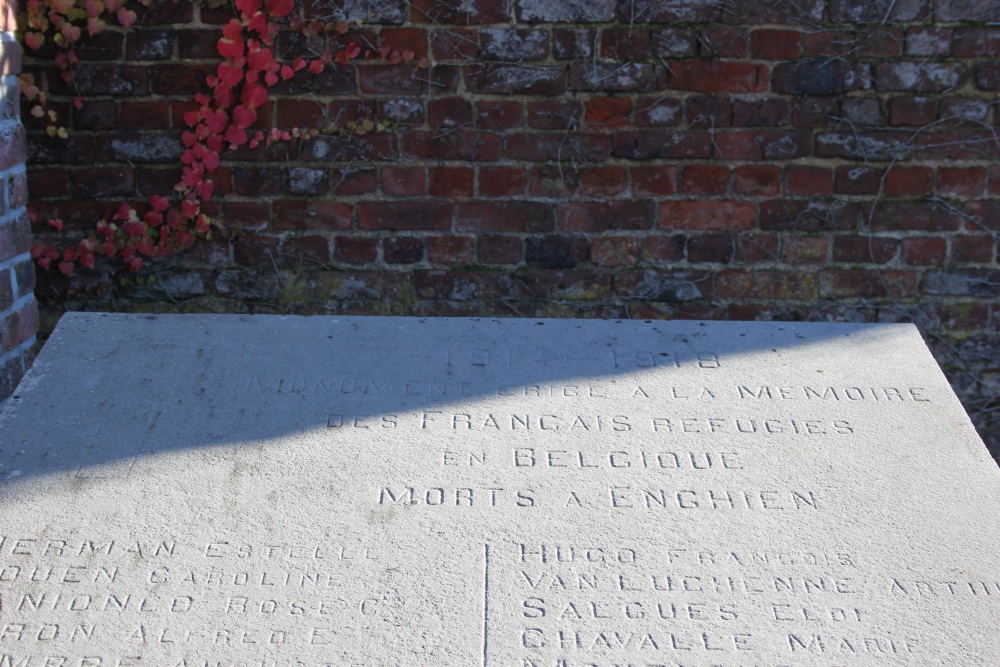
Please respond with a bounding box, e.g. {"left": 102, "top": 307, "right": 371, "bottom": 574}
{"left": 0, "top": 313, "right": 997, "bottom": 666}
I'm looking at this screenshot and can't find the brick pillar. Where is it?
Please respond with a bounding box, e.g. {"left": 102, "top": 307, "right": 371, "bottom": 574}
{"left": 0, "top": 0, "right": 37, "bottom": 407}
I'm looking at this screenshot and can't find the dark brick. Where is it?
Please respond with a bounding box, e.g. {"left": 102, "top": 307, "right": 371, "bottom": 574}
{"left": 384, "top": 237, "right": 424, "bottom": 264}
{"left": 519, "top": 0, "right": 616, "bottom": 22}
{"left": 772, "top": 59, "right": 869, "bottom": 96}
{"left": 457, "top": 201, "right": 553, "bottom": 233}
{"left": 557, "top": 201, "right": 653, "bottom": 232}
{"left": 480, "top": 29, "right": 549, "bottom": 61}
{"left": 126, "top": 28, "right": 174, "bottom": 60}
{"left": 526, "top": 236, "right": 589, "bottom": 269}
{"left": 829, "top": 0, "right": 927, "bottom": 22}
{"left": 359, "top": 201, "right": 451, "bottom": 231}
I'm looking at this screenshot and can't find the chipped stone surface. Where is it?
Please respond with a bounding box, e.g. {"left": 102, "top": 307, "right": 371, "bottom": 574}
{"left": 0, "top": 314, "right": 998, "bottom": 665}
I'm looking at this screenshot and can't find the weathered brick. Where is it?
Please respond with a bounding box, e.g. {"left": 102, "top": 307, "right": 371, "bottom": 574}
{"left": 409, "top": 0, "right": 508, "bottom": 24}
{"left": 414, "top": 270, "right": 512, "bottom": 301}
{"left": 480, "top": 29, "right": 548, "bottom": 61}
{"left": 651, "top": 29, "right": 697, "bottom": 57}
{"left": 660, "top": 201, "right": 756, "bottom": 231}
{"left": 733, "top": 165, "right": 781, "bottom": 197}
{"left": 569, "top": 63, "right": 665, "bottom": 92}
{"left": 732, "top": 99, "right": 789, "bottom": 127}
{"left": 519, "top": 0, "right": 616, "bottom": 23}
{"left": 234, "top": 235, "right": 279, "bottom": 265}
{"left": 952, "top": 236, "right": 995, "bottom": 264}
{"left": 760, "top": 200, "right": 859, "bottom": 232}
{"left": 820, "top": 269, "right": 918, "bottom": 298}
{"left": 427, "top": 236, "right": 475, "bottom": 264}
{"left": 876, "top": 62, "right": 968, "bottom": 93}
{"left": 829, "top": 0, "right": 927, "bottom": 23}
{"left": 272, "top": 201, "right": 352, "bottom": 231}
{"left": 126, "top": 28, "right": 174, "bottom": 60}
{"left": 402, "top": 131, "right": 502, "bottom": 162}
{"left": 508, "top": 133, "right": 608, "bottom": 162}
{"left": 835, "top": 166, "right": 883, "bottom": 195}
{"left": 622, "top": 0, "right": 722, "bottom": 22}
{"left": 384, "top": 237, "right": 423, "bottom": 264}
{"left": 286, "top": 168, "right": 329, "bottom": 197}
{"left": 718, "top": 270, "right": 816, "bottom": 300}
{"left": 427, "top": 97, "right": 474, "bottom": 128}
{"left": 527, "top": 100, "right": 583, "bottom": 130}
{"left": 592, "top": 236, "right": 640, "bottom": 267}
{"left": 529, "top": 166, "right": 578, "bottom": 197}
{"left": 635, "top": 98, "right": 682, "bottom": 127}
{"left": 833, "top": 236, "right": 899, "bottom": 264}
{"left": 908, "top": 27, "right": 953, "bottom": 57}
{"left": 871, "top": 202, "right": 960, "bottom": 232}
{"left": 380, "top": 166, "right": 426, "bottom": 196}
{"left": 612, "top": 131, "right": 711, "bottom": 160}
{"left": 334, "top": 237, "right": 378, "bottom": 265}
{"left": 688, "top": 233, "right": 733, "bottom": 264}
{"left": 936, "top": 0, "right": 1000, "bottom": 22}
{"left": 772, "top": 59, "right": 869, "bottom": 96}
{"left": 700, "top": 28, "right": 748, "bottom": 57}
{"left": 642, "top": 235, "right": 686, "bottom": 263}
{"left": 457, "top": 201, "right": 553, "bottom": 233}
{"left": 902, "top": 238, "right": 946, "bottom": 266}
{"left": 633, "top": 166, "right": 679, "bottom": 195}
{"left": 466, "top": 64, "right": 564, "bottom": 95}
{"left": 476, "top": 101, "right": 523, "bottom": 130}
{"left": 359, "top": 201, "right": 451, "bottom": 231}
{"left": 580, "top": 167, "right": 628, "bottom": 197}
{"left": 922, "top": 270, "right": 1000, "bottom": 297}
{"left": 477, "top": 236, "right": 522, "bottom": 265}
{"left": 282, "top": 235, "right": 330, "bottom": 266}
{"left": 558, "top": 201, "right": 652, "bottom": 232}
{"left": 782, "top": 237, "right": 828, "bottom": 264}
{"left": 687, "top": 96, "right": 732, "bottom": 129}
{"left": 526, "top": 236, "right": 589, "bottom": 269}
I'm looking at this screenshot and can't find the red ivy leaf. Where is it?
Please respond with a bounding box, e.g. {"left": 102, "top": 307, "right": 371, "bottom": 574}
{"left": 265, "top": 0, "right": 294, "bottom": 18}
{"left": 232, "top": 104, "right": 257, "bottom": 130}
{"left": 234, "top": 0, "right": 262, "bottom": 16}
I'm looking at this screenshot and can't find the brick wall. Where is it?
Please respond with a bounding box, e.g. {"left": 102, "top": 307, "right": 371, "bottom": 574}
{"left": 22, "top": 0, "right": 1000, "bottom": 452}
{"left": 0, "top": 0, "right": 37, "bottom": 407}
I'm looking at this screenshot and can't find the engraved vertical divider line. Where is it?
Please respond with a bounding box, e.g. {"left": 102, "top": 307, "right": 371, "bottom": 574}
{"left": 483, "top": 542, "right": 490, "bottom": 667}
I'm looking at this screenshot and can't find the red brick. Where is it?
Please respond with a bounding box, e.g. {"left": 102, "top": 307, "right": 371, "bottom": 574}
{"left": 427, "top": 236, "right": 475, "bottom": 264}
{"left": 681, "top": 165, "right": 730, "bottom": 195}
{"left": 592, "top": 237, "right": 640, "bottom": 267}
{"left": 26, "top": 169, "right": 67, "bottom": 199}
{"left": 282, "top": 235, "right": 330, "bottom": 266}
{"left": 380, "top": 167, "right": 425, "bottom": 197}
{"left": 952, "top": 236, "right": 994, "bottom": 263}
{"left": 782, "top": 237, "right": 829, "bottom": 264}
{"left": 384, "top": 237, "right": 424, "bottom": 264}
{"left": 476, "top": 101, "right": 522, "bottom": 130}
{"left": 456, "top": 201, "right": 553, "bottom": 233}
{"left": 688, "top": 233, "right": 734, "bottom": 263}
{"left": 668, "top": 62, "right": 768, "bottom": 93}
{"left": 700, "top": 29, "right": 748, "bottom": 57}
{"left": 585, "top": 97, "right": 632, "bottom": 130}
{"left": 224, "top": 202, "right": 270, "bottom": 231}
{"left": 331, "top": 169, "right": 376, "bottom": 196}
{"left": 427, "top": 97, "right": 474, "bottom": 128}
{"left": 733, "top": 165, "right": 781, "bottom": 196}
{"left": 477, "top": 236, "right": 522, "bottom": 264}
{"left": 889, "top": 96, "right": 937, "bottom": 126}
{"left": 735, "top": 234, "right": 780, "bottom": 262}
{"left": 272, "top": 201, "right": 352, "bottom": 231}
{"left": 635, "top": 98, "right": 682, "bottom": 126}
{"left": 429, "top": 167, "right": 474, "bottom": 198}
{"left": 819, "top": 270, "right": 918, "bottom": 298}
{"left": 801, "top": 30, "right": 851, "bottom": 57}
{"left": 686, "top": 96, "right": 733, "bottom": 128}
{"left": 833, "top": 236, "right": 899, "bottom": 264}
{"left": 527, "top": 100, "right": 582, "bottom": 130}
{"left": 760, "top": 200, "right": 859, "bottom": 232}
{"left": 632, "top": 166, "right": 679, "bottom": 195}
{"left": 885, "top": 167, "right": 933, "bottom": 196}
{"left": 835, "top": 166, "right": 884, "bottom": 195}
{"left": 902, "top": 238, "right": 946, "bottom": 265}
{"left": 612, "top": 131, "right": 711, "bottom": 160}
{"left": 68, "top": 165, "right": 133, "bottom": 198}
{"left": 380, "top": 28, "right": 429, "bottom": 59}
{"left": 871, "top": 202, "right": 960, "bottom": 232}
{"left": 642, "top": 235, "right": 686, "bottom": 263}
{"left": 752, "top": 29, "right": 801, "bottom": 59}
{"left": 602, "top": 27, "right": 650, "bottom": 59}
{"left": 579, "top": 167, "right": 628, "bottom": 196}
{"left": 334, "top": 237, "right": 378, "bottom": 265}
{"left": 937, "top": 167, "right": 986, "bottom": 199}
{"left": 558, "top": 201, "right": 653, "bottom": 232}
{"left": 786, "top": 167, "right": 833, "bottom": 197}
{"left": 232, "top": 167, "right": 283, "bottom": 197}
{"left": 479, "top": 167, "right": 526, "bottom": 197}
{"left": 989, "top": 166, "right": 1000, "bottom": 196}
{"left": 359, "top": 201, "right": 451, "bottom": 231}
{"left": 954, "top": 28, "right": 1000, "bottom": 57}
{"left": 234, "top": 235, "right": 279, "bottom": 265}
{"left": 120, "top": 101, "right": 169, "bottom": 130}
{"left": 510, "top": 134, "right": 608, "bottom": 163}
{"left": 402, "top": 131, "right": 502, "bottom": 162}
{"left": 0, "top": 126, "right": 25, "bottom": 173}
{"left": 660, "top": 201, "right": 756, "bottom": 231}
{"left": 529, "top": 166, "right": 578, "bottom": 197}
{"left": 717, "top": 270, "right": 816, "bottom": 300}
{"left": 432, "top": 29, "right": 479, "bottom": 60}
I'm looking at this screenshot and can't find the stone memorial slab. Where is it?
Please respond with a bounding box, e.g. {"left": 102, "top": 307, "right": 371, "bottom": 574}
{"left": 0, "top": 313, "right": 998, "bottom": 666}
